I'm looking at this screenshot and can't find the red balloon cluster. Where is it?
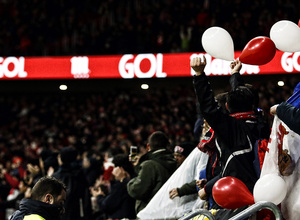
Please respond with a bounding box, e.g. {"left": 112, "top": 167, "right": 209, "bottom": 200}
{"left": 212, "top": 177, "right": 254, "bottom": 209}
{"left": 239, "top": 36, "right": 276, "bottom": 65}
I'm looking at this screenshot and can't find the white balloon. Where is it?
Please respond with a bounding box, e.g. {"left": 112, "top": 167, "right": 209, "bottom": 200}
{"left": 270, "top": 20, "right": 300, "bottom": 52}
{"left": 201, "top": 27, "right": 234, "bottom": 61}
{"left": 253, "top": 174, "right": 287, "bottom": 205}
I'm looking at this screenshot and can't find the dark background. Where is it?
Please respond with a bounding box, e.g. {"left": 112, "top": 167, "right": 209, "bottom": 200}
{"left": 0, "top": 74, "right": 297, "bottom": 93}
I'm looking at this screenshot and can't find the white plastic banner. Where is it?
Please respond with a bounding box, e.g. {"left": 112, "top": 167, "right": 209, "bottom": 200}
{"left": 260, "top": 115, "right": 300, "bottom": 220}
{"left": 137, "top": 148, "right": 209, "bottom": 219}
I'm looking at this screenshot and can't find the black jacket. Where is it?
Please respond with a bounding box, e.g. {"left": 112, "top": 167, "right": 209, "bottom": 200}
{"left": 9, "top": 198, "right": 61, "bottom": 220}
{"left": 193, "top": 74, "right": 269, "bottom": 193}
{"left": 277, "top": 101, "right": 300, "bottom": 135}
{"left": 97, "top": 179, "right": 136, "bottom": 219}
{"left": 52, "top": 163, "right": 91, "bottom": 220}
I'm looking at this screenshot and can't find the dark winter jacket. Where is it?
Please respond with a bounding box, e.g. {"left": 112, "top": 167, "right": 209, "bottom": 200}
{"left": 127, "top": 148, "right": 177, "bottom": 213}
{"left": 9, "top": 198, "right": 61, "bottom": 220}
{"left": 193, "top": 74, "right": 269, "bottom": 193}
{"left": 52, "top": 163, "right": 91, "bottom": 220}
{"left": 97, "top": 179, "right": 136, "bottom": 219}
{"left": 177, "top": 180, "right": 197, "bottom": 197}
{"left": 277, "top": 101, "right": 300, "bottom": 135}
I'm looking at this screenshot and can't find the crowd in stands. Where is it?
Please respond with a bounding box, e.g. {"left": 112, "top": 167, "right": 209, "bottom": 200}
{"left": 0, "top": 0, "right": 299, "bottom": 57}
{"left": 0, "top": 75, "right": 296, "bottom": 164}
{"left": 0, "top": 0, "right": 299, "bottom": 219}
{"left": 0, "top": 73, "right": 298, "bottom": 219}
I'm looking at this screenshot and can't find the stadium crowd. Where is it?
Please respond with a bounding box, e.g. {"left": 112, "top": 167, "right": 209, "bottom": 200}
{"left": 0, "top": 0, "right": 299, "bottom": 219}
{"left": 0, "top": 0, "right": 299, "bottom": 56}
{"left": 0, "top": 73, "right": 298, "bottom": 219}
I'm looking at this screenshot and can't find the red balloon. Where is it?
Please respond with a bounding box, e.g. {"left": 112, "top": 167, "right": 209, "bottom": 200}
{"left": 212, "top": 177, "right": 254, "bottom": 209}
{"left": 239, "top": 36, "right": 276, "bottom": 65}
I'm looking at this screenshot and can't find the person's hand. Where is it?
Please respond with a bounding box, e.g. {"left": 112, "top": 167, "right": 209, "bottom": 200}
{"left": 95, "top": 175, "right": 110, "bottom": 188}
{"left": 25, "top": 187, "right": 32, "bottom": 198}
{"left": 82, "top": 156, "right": 90, "bottom": 169}
{"left": 196, "top": 179, "right": 207, "bottom": 189}
{"left": 47, "top": 166, "right": 55, "bottom": 177}
{"left": 129, "top": 154, "right": 140, "bottom": 167}
{"left": 230, "top": 60, "right": 242, "bottom": 75}
{"left": 169, "top": 188, "right": 179, "bottom": 199}
{"left": 27, "top": 163, "right": 40, "bottom": 175}
{"left": 1, "top": 168, "right": 7, "bottom": 174}
{"left": 94, "top": 176, "right": 102, "bottom": 188}
{"left": 90, "top": 186, "right": 105, "bottom": 197}
{"left": 198, "top": 188, "right": 207, "bottom": 200}
{"left": 270, "top": 104, "right": 279, "bottom": 115}
{"left": 191, "top": 56, "right": 206, "bottom": 76}
{"left": 24, "top": 175, "right": 33, "bottom": 186}
{"left": 18, "top": 180, "right": 27, "bottom": 193}
{"left": 112, "top": 167, "right": 129, "bottom": 182}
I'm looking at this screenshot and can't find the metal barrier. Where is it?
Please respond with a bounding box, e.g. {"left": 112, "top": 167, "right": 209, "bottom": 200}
{"left": 178, "top": 209, "right": 216, "bottom": 220}
{"left": 177, "top": 201, "right": 282, "bottom": 220}
{"left": 228, "top": 201, "right": 283, "bottom": 220}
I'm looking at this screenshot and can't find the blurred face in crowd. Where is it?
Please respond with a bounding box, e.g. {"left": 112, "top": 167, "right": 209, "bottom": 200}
{"left": 174, "top": 152, "right": 186, "bottom": 167}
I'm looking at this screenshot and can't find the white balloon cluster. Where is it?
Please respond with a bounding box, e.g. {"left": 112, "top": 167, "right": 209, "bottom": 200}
{"left": 201, "top": 20, "right": 300, "bottom": 62}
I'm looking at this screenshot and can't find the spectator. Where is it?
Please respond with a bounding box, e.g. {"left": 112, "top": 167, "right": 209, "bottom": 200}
{"left": 169, "top": 126, "right": 220, "bottom": 205}
{"left": 2, "top": 157, "right": 25, "bottom": 190}
{"left": 179, "top": 26, "right": 192, "bottom": 52}
{"left": 169, "top": 95, "right": 225, "bottom": 209}
{"left": 52, "top": 147, "right": 92, "bottom": 220}
{"left": 39, "top": 149, "right": 59, "bottom": 178}
{"left": 270, "top": 82, "right": 300, "bottom": 135}
{"left": 173, "top": 142, "right": 195, "bottom": 167}
{"left": 0, "top": 0, "right": 298, "bottom": 56}
{"left": 191, "top": 56, "right": 270, "bottom": 216}
{"left": 0, "top": 75, "right": 295, "bottom": 219}
{"left": 127, "top": 131, "right": 177, "bottom": 214}
{"left": 9, "top": 176, "right": 66, "bottom": 220}
{"left": 82, "top": 151, "right": 102, "bottom": 187}
{"left": 102, "top": 148, "right": 124, "bottom": 183}
{"left": 270, "top": 102, "right": 300, "bottom": 135}
{"left": 90, "top": 154, "right": 136, "bottom": 220}
{"left": 0, "top": 179, "right": 30, "bottom": 220}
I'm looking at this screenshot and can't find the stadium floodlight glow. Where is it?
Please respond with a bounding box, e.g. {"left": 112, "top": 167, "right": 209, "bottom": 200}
{"left": 277, "top": 81, "right": 284, "bottom": 87}
{"left": 141, "top": 84, "right": 149, "bottom": 90}
{"left": 59, "top": 84, "right": 68, "bottom": 90}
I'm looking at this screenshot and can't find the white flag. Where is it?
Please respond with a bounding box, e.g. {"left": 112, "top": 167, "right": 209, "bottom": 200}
{"left": 261, "top": 115, "right": 300, "bottom": 220}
